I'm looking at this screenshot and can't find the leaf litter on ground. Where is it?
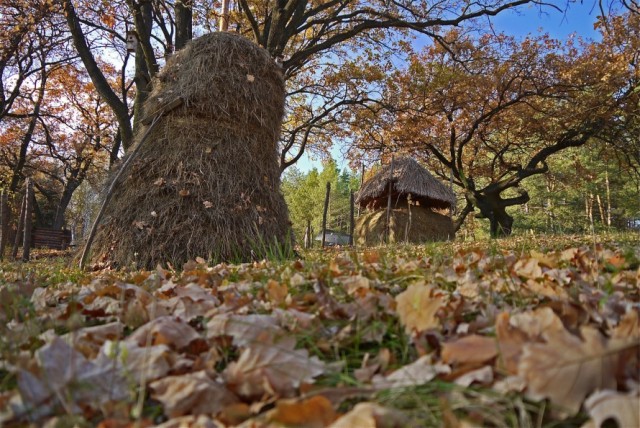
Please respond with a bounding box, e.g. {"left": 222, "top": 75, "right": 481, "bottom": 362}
{"left": 0, "top": 233, "right": 638, "bottom": 427}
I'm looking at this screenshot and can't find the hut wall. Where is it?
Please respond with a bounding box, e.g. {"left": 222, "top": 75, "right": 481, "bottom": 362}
{"left": 356, "top": 206, "right": 454, "bottom": 245}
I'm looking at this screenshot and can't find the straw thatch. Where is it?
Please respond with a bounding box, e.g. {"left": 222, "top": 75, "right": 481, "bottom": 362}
{"left": 356, "top": 206, "right": 454, "bottom": 245}
{"left": 87, "top": 32, "right": 292, "bottom": 268}
{"left": 356, "top": 157, "right": 456, "bottom": 210}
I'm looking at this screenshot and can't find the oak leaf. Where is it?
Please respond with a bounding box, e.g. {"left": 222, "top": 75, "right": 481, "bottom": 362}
{"left": 127, "top": 316, "right": 202, "bottom": 351}
{"left": 149, "top": 370, "right": 238, "bottom": 418}
{"left": 207, "top": 313, "right": 283, "bottom": 346}
{"left": 518, "top": 326, "right": 618, "bottom": 415}
{"left": 224, "top": 336, "right": 325, "bottom": 399}
{"left": 395, "top": 281, "right": 445, "bottom": 333}
{"left": 441, "top": 334, "right": 498, "bottom": 366}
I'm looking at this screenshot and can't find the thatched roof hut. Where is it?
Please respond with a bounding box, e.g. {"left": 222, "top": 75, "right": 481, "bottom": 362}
{"left": 86, "top": 32, "right": 292, "bottom": 268}
{"left": 355, "top": 157, "right": 456, "bottom": 244}
{"left": 356, "top": 157, "right": 456, "bottom": 210}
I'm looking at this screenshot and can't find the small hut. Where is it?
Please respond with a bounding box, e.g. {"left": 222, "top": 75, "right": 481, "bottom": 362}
{"left": 355, "top": 157, "right": 456, "bottom": 244}
{"left": 86, "top": 32, "right": 292, "bottom": 268}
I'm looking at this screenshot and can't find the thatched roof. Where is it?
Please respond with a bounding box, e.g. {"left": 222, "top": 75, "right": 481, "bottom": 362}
{"left": 356, "top": 157, "right": 456, "bottom": 208}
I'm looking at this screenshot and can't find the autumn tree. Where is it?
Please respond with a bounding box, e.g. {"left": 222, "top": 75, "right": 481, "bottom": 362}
{"left": 349, "top": 13, "right": 639, "bottom": 236}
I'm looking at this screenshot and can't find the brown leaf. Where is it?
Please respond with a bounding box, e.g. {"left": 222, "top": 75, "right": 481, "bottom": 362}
{"left": 149, "top": 370, "right": 238, "bottom": 418}
{"left": 267, "top": 279, "right": 289, "bottom": 305}
{"left": 372, "top": 355, "right": 450, "bottom": 389}
{"left": 518, "top": 326, "right": 618, "bottom": 415}
{"left": 583, "top": 390, "right": 639, "bottom": 428}
{"left": 268, "top": 396, "right": 337, "bottom": 427}
{"left": 395, "top": 281, "right": 445, "bottom": 333}
{"left": 207, "top": 313, "right": 283, "bottom": 346}
{"left": 329, "top": 402, "right": 408, "bottom": 428}
{"left": 178, "top": 189, "right": 190, "bottom": 197}
{"left": 453, "top": 365, "right": 494, "bottom": 387}
{"left": 224, "top": 336, "right": 325, "bottom": 399}
{"left": 441, "top": 334, "right": 498, "bottom": 366}
{"left": 127, "top": 316, "right": 202, "bottom": 351}
{"left": 495, "top": 312, "right": 530, "bottom": 374}
{"left": 102, "top": 340, "right": 173, "bottom": 382}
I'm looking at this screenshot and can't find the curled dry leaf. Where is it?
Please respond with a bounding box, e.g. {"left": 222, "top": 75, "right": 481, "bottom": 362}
{"left": 441, "top": 334, "right": 498, "bottom": 366}
{"left": 224, "top": 336, "right": 325, "bottom": 400}
{"left": 329, "top": 402, "right": 408, "bottom": 428}
{"left": 150, "top": 370, "right": 238, "bottom": 418}
{"left": 62, "top": 321, "right": 124, "bottom": 359}
{"left": 372, "top": 355, "right": 450, "bottom": 389}
{"left": 453, "top": 365, "right": 494, "bottom": 387}
{"left": 518, "top": 325, "right": 619, "bottom": 415}
{"left": 395, "top": 281, "right": 445, "bottom": 333}
{"left": 583, "top": 390, "right": 639, "bottom": 428}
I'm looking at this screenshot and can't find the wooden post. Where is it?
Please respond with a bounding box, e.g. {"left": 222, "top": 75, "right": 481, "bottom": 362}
{"left": 220, "top": 0, "right": 230, "bottom": 31}
{"left": 321, "top": 182, "right": 330, "bottom": 248}
{"left": 12, "top": 195, "right": 26, "bottom": 260}
{"left": 305, "top": 219, "right": 312, "bottom": 249}
{"left": 385, "top": 156, "right": 395, "bottom": 244}
{"left": 22, "top": 179, "right": 33, "bottom": 262}
{"left": 349, "top": 191, "right": 355, "bottom": 246}
{"left": 0, "top": 190, "right": 9, "bottom": 260}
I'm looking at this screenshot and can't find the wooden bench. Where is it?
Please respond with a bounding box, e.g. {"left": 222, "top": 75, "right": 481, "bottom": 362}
{"left": 32, "top": 228, "right": 72, "bottom": 250}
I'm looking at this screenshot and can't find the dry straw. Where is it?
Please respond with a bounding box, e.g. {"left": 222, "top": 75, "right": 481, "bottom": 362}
{"left": 87, "top": 32, "right": 292, "bottom": 268}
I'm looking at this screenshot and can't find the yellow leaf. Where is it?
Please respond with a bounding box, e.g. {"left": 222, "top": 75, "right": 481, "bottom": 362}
{"left": 268, "top": 396, "right": 337, "bottom": 427}
{"left": 395, "top": 281, "right": 444, "bottom": 333}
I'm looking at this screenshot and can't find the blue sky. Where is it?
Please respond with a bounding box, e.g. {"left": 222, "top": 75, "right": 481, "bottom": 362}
{"left": 294, "top": 2, "right": 603, "bottom": 173}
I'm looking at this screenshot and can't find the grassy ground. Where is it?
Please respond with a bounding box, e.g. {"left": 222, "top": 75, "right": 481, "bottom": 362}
{"left": 0, "top": 232, "right": 638, "bottom": 427}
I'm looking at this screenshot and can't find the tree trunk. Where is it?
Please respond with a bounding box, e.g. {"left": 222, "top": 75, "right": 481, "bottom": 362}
{"left": 52, "top": 179, "right": 81, "bottom": 230}
{"left": 349, "top": 191, "right": 354, "bottom": 246}
{"left": 175, "top": 0, "right": 193, "bottom": 51}
{"left": 22, "top": 179, "right": 33, "bottom": 262}
{"left": 385, "top": 156, "right": 395, "bottom": 243}
{"left": 0, "top": 191, "right": 9, "bottom": 260}
{"left": 321, "top": 182, "right": 330, "bottom": 248}
{"left": 472, "top": 192, "right": 515, "bottom": 238}
{"left": 131, "top": 1, "right": 154, "bottom": 134}
{"left": 63, "top": 0, "right": 133, "bottom": 151}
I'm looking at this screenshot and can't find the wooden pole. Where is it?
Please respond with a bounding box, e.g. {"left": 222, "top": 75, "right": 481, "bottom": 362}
{"left": 321, "top": 182, "right": 330, "bottom": 248}
{"left": 220, "top": 0, "right": 230, "bottom": 31}
{"left": 349, "top": 191, "right": 355, "bottom": 246}
{"left": 385, "top": 156, "right": 395, "bottom": 244}
{"left": 305, "top": 219, "right": 311, "bottom": 249}
{"left": 12, "top": 195, "right": 26, "bottom": 260}
{"left": 0, "top": 190, "right": 9, "bottom": 260}
{"left": 22, "top": 179, "right": 33, "bottom": 262}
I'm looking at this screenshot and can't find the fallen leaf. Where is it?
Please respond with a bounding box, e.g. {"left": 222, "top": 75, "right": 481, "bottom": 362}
{"left": 150, "top": 371, "right": 238, "bottom": 418}
{"left": 329, "top": 402, "right": 408, "bottom": 428}
{"left": 453, "top": 365, "right": 494, "bottom": 387}
{"left": 441, "top": 334, "right": 498, "bottom": 366}
{"left": 178, "top": 189, "right": 190, "bottom": 197}
{"left": 127, "top": 316, "right": 202, "bottom": 351}
{"left": 495, "top": 312, "right": 530, "bottom": 374}
{"left": 207, "top": 313, "right": 283, "bottom": 346}
{"left": 583, "top": 390, "right": 639, "bottom": 428}
{"left": 518, "top": 326, "right": 618, "bottom": 415}
{"left": 268, "top": 396, "right": 337, "bottom": 427}
{"left": 372, "top": 355, "right": 450, "bottom": 389}
{"left": 267, "top": 280, "right": 289, "bottom": 305}
{"left": 101, "top": 340, "right": 173, "bottom": 382}
{"left": 395, "top": 281, "right": 445, "bottom": 333}
{"left": 224, "top": 336, "right": 325, "bottom": 399}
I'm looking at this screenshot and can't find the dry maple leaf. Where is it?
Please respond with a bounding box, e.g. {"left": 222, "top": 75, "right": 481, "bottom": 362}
{"left": 583, "top": 390, "right": 639, "bottom": 428}
{"left": 518, "top": 325, "right": 619, "bottom": 415}
{"left": 224, "top": 336, "right": 325, "bottom": 400}
{"left": 395, "top": 281, "right": 445, "bottom": 333}
{"left": 150, "top": 370, "right": 238, "bottom": 418}
{"left": 101, "top": 340, "right": 173, "bottom": 382}
{"left": 441, "top": 334, "right": 498, "bottom": 366}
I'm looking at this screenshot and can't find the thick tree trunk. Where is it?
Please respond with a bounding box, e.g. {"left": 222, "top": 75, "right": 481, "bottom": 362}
{"left": 470, "top": 191, "right": 519, "bottom": 238}
{"left": 132, "top": 1, "right": 154, "bottom": 134}
{"left": 175, "top": 0, "right": 193, "bottom": 51}
{"left": 53, "top": 179, "right": 80, "bottom": 230}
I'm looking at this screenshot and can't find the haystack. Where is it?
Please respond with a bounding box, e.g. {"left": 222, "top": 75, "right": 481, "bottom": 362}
{"left": 356, "top": 157, "right": 456, "bottom": 244}
{"left": 88, "top": 32, "right": 291, "bottom": 268}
